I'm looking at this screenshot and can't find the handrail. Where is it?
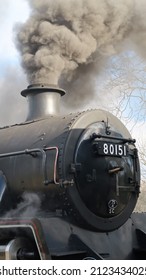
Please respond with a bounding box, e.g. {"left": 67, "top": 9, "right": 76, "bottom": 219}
{"left": 0, "top": 147, "right": 59, "bottom": 186}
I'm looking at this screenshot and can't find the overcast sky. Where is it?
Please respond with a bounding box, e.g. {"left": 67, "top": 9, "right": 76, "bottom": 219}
{"left": 0, "top": 0, "right": 30, "bottom": 75}
{"left": 0, "top": 0, "right": 30, "bottom": 125}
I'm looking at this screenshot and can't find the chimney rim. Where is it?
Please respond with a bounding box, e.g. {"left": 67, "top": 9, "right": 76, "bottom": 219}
{"left": 21, "top": 83, "right": 66, "bottom": 97}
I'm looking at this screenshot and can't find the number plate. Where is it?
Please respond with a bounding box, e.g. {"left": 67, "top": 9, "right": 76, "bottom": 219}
{"left": 97, "top": 142, "right": 127, "bottom": 156}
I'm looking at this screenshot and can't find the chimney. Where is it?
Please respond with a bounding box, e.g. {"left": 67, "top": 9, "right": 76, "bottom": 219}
{"left": 21, "top": 83, "right": 65, "bottom": 121}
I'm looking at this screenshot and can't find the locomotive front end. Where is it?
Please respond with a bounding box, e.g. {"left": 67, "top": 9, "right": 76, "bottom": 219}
{"left": 0, "top": 84, "right": 141, "bottom": 259}
{"left": 59, "top": 109, "right": 140, "bottom": 232}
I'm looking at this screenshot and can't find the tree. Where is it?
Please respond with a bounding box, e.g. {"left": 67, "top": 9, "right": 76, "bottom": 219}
{"left": 103, "top": 52, "right": 146, "bottom": 125}
{"left": 101, "top": 52, "right": 146, "bottom": 181}
{"left": 97, "top": 51, "right": 146, "bottom": 212}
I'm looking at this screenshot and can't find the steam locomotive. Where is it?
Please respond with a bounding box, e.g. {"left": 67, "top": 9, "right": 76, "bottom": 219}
{"left": 0, "top": 83, "right": 144, "bottom": 260}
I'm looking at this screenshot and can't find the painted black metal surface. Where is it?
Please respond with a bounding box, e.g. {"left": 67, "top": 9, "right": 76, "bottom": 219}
{"left": 0, "top": 85, "right": 142, "bottom": 259}
{"left": 0, "top": 213, "right": 145, "bottom": 260}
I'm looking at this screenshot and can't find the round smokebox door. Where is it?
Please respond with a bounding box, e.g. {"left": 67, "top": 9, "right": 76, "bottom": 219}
{"left": 73, "top": 122, "right": 138, "bottom": 231}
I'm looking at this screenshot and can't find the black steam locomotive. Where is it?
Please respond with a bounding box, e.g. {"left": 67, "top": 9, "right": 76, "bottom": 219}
{"left": 0, "top": 84, "right": 144, "bottom": 260}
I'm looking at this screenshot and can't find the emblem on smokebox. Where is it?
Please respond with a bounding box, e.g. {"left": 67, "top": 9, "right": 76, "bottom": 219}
{"left": 108, "top": 199, "right": 118, "bottom": 214}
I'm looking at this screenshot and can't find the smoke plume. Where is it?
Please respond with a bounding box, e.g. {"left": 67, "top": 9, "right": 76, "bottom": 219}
{"left": 16, "top": 0, "right": 146, "bottom": 107}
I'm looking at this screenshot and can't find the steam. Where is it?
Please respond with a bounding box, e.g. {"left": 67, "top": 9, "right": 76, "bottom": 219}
{"left": 4, "top": 193, "right": 41, "bottom": 218}
{"left": 16, "top": 0, "right": 146, "bottom": 107}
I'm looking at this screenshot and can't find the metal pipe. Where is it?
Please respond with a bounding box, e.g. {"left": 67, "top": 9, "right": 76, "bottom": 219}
{"left": 0, "top": 147, "right": 59, "bottom": 185}
{"left": 91, "top": 133, "right": 136, "bottom": 143}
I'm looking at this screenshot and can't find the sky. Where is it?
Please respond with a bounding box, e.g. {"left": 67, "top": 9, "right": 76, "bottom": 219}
{"left": 0, "top": 0, "right": 30, "bottom": 72}
{"left": 0, "top": 0, "right": 30, "bottom": 125}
